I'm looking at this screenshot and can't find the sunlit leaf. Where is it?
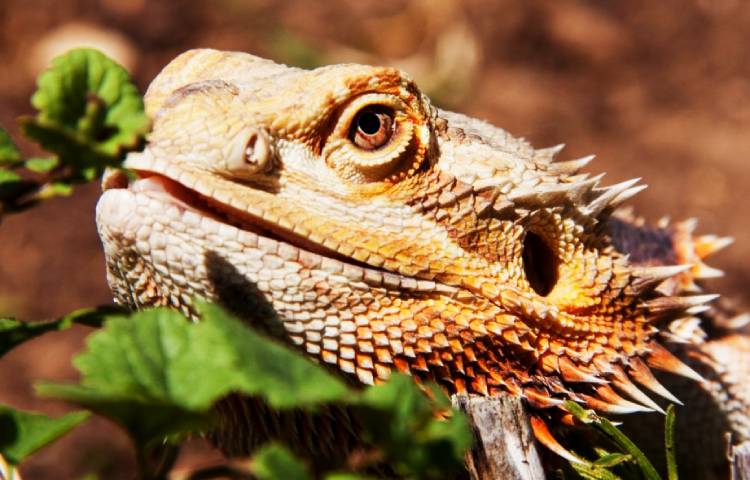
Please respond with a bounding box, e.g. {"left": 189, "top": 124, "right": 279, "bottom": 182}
{"left": 39, "top": 303, "right": 349, "bottom": 445}
{"left": 192, "top": 302, "right": 349, "bottom": 409}
{"left": 35, "top": 182, "right": 74, "bottom": 199}
{"left": 355, "top": 374, "right": 472, "bottom": 480}
{"left": 0, "top": 129, "right": 21, "bottom": 166}
{"left": 20, "top": 48, "right": 149, "bottom": 180}
{"left": 251, "top": 443, "right": 311, "bottom": 480}
{"left": 0, "top": 405, "right": 88, "bottom": 464}
{"left": 24, "top": 157, "right": 58, "bottom": 173}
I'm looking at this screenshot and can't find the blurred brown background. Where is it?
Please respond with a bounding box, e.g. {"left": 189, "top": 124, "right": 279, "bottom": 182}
{"left": 1, "top": 0, "right": 749, "bottom": 478}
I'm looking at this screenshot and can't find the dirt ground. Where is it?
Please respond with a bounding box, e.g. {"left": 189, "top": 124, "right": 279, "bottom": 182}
{"left": 1, "top": 0, "right": 749, "bottom": 478}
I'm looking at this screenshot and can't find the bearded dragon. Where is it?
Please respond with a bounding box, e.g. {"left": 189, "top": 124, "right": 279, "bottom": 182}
{"left": 96, "top": 49, "right": 749, "bottom": 477}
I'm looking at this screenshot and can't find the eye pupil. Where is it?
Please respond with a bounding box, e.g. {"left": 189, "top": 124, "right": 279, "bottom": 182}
{"left": 349, "top": 106, "right": 394, "bottom": 150}
{"left": 358, "top": 111, "right": 382, "bottom": 135}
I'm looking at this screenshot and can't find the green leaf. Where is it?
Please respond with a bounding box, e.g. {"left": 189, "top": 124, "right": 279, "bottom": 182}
{"left": 35, "top": 181, "right": 74, "bottom": 200}
{"left": 20, "top": 48, "right": 149, "bottom": 179}
{"left": 0, "top": 129, "right": 21, "bottom": 166}
{"left": 594, "top": 416, "right": 660, "bottom": 480}
{"left": 192, "top": 301, "right": 349, "bottom": 409}
{"left": 39, "top": 382, "right": 213, "bottom": 448}
{"left": 39, "top": 303, "right": 349, "bottom": 445}
{"left": 0, "top": 169, "right": 22, "bottom": 188}
{"left": 251, "top": 444, "right": 311, "bottom": 480}
{"left": 564, "top": 401, "right": 661, "bottom": 480}
{"left": 0, "top": 306, "right": 116, "bottom": 358}
{"left": 324, "top": 474, "right": 376, "bottom": 480}
{"left": 0, "top": 405, "right": 88, "bottom": 464}
{"left": 24, "top": 157, "right": 58, "bottom": 173}
{"left": 592, "top": 453, "right": 631, "bottom": 468}
{"left": 37, "top": 308, "right": 214, "bottom": 445}
{"left": 665, "top": 404, "right": 678, "bottom": 480}
{"left": 355, "top": 374, "right": 472, "bottom": 480}
{"left": 564, "top": 400, "right": 594, "bottom": 424}
{"left": 570, "top": 461, "right": 624, "bottom": 480}
{"left": 20, "top": 121, "right": 109, "bottom": 181}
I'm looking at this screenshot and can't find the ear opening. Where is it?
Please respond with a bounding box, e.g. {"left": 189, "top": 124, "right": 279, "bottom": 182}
{"left": 522, "top": 231, "right": 558, "bottom": 297}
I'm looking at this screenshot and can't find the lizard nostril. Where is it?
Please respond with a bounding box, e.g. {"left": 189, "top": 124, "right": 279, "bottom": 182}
{"left": 522, "top": 232, "right": 558, "bottom": 297}
{"left": 243, "top": 128, "right": 271, "bottom": 171}
{"left": 223, "top": 126, "right": 274, "bottom": 178}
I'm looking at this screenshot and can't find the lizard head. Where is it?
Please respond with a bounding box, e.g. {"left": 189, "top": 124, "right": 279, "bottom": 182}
{"left": 97, "top": 49, "right": 730, "bottom": 414}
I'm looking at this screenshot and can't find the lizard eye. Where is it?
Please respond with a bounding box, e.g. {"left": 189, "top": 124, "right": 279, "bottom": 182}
{"left": 323, "top": 91, "right": 430, "bottom": 183}
{"left": 349, "top": 106, "right": 394, "bottom": 150}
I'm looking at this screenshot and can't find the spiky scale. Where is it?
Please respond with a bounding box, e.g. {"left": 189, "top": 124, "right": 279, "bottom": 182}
{"left": 610, "top": 366, "right": 665, "bottom": 414}
{"left": 546, "top": 155, "right": 595, "bottom": 175}
{"left": 627, "top": 357, "right": 683, "bottom": 405}
{"left": 525, "top": 388, "right": 564, "bottom": 409}
{"left": 583, "top": 386, "right": 654, "bottom": 415}
{"left": 630, "top": 264, "right": 693, "bottom": 293}
{"left": 644, "top": 294, "right": 720, "bottom": 316}
{"left": 559, "top": 356, "right": 606, "bottom": 384}
{"left": 694, "top": 235, "right": 734, "bottom": 258}
{"left": 530, "top": 416, "right": 586, "bottom": 465}
{"left": 646, "top": 342, "right": 705, "bottom": 382}
{"left": 585, "top": 178, "right": 642, "bottom": 217}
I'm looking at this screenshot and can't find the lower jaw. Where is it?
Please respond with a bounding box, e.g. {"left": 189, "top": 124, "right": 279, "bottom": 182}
{"left": 106, "top": 169, "right": 423, "bottom": 285}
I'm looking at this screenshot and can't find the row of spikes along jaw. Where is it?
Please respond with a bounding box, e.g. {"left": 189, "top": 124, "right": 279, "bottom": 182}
{"left": 396, "top": 116, "right": 734, "bottom": 461}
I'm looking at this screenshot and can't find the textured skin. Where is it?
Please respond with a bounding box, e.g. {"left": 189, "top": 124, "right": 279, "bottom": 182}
{"left": 95, "top": 50, "right": 748, "bottom": 474}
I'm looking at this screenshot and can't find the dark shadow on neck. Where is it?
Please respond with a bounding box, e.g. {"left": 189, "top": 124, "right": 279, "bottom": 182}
{"left": 204, "top": 249, "right": 287, "bottom": 339}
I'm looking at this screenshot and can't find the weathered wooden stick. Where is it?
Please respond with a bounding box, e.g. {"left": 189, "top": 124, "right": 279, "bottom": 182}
{"left": 453, "top": 394, "right": 546, "bottom": 480}
{"left": 732, "top": 441, "right": 750, "bottom": 480}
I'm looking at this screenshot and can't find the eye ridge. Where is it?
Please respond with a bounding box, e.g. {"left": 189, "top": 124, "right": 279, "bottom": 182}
{"left": 349, "top": 105, "right": 394, "bottom": 151}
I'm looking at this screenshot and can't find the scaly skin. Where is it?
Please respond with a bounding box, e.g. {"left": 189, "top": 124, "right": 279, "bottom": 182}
{"left": 96, "top": 49, "right": 748, "bottom": 474}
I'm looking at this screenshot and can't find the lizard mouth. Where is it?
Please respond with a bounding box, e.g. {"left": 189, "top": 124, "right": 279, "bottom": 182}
{"left": 102, "top": 168, "right": 395, "bottom": 272}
